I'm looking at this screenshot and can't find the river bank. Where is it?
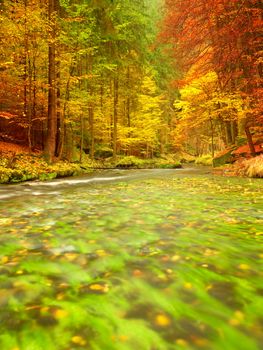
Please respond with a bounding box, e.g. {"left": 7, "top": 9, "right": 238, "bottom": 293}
{"left": 0, "top": 141, "right": 262, "bottom": 184}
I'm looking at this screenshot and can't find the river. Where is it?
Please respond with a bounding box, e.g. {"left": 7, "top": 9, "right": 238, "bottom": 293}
{"left": 0, "top": 167, "right": 262, "bottom": 350}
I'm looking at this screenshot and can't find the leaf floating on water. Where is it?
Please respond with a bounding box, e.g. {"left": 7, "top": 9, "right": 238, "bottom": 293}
{"left": 171, "top": 255, "right": 181, "bottom": 262}
{"left": 56, "top": 293, "right": 65, "bottom": 301}
{"left": 176, "top": 338, "right": 188, "bottom": 347}
{"left": 96, "top": 249, "right": 107, "bottom": 257}
{"left": 238, "top": 264, "right": 250, "bottom": 271}
{"left": 132, "top": 269, "right": 143, "bottom": 277}
{"left": 71, "top": 335, "right": 87, "bottom": 346}
{"left": 183, "top": 283, "right": 193, "bottom": 290}
{"left": 229, "top": 310, "right": 245, "bottom": 326}
{"left": 64, "top": 253, "right": 78, "bottom": 261}
{"left": 81, "top": 282, "right": 109, "bottom": 294}
{"left": 53, "top": 308, "right": 69, "bottom": 319}
{"left": 154, "top": 314, "right": 171, "bottom": 327}
{"left": 192, "top": 337, "right": 209, "bottom": 347}
{"left": 1, "top": 256, "right": 8, "bottom": 264}
{"left": 204, "top": 248, "right": 218, "bottom": 257}
{"left": 119, "top": 335, "right": 129, "bottom": 342}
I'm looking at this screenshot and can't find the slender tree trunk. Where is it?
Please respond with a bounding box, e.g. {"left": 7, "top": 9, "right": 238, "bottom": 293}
{"left": 209, "top": 116, "right": 215, "bottom": 158}
{"left": 231, "top": 120, "right": 238, "bottom": 144}
{"left": 32, "top": 50, "right": 37, "bottom": 148}
{"left": 245, "top": 126, "right": 256, "bottom": 156}
{"left": 45, "top": 0, "right": 57, "bottom": 163}
{"left": 113, "top": 75, "right": 119, "bottom": 159}
{"left": 56, "top": 59, "right": 62, "bottom": 158}
{"left": 225, "top": 121, "right": 233, "bottom": 146}
{"left": 80, "top": 113, "right": 84, "bottom": 163}
{"left": 89, "top": 105, "right": 94, "bottom": 160}
{"left": 27, "top": 54, "right": 32, "bottom": 151}
{"left": 126, "top": 67, "right": 131, "bottom": 128}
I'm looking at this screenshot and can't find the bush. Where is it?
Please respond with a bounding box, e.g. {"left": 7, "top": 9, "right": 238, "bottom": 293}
{"left": 195, "top": 155, "right": 213, "bottom": 166}
{"left": 243, "top": 155, "right": 263, "bottom": 178}
{"left": 115, "top": 156, "right": 144, "bottom": 168}
{"left": 94, "top": 147, "right": 113, "bottom": 159}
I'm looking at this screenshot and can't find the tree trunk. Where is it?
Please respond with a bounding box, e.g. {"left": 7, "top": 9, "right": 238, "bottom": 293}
{"left": 113, "top": 75, "right": 119, "bottom": 159}
{"left": 56, "top": 59, "right": 62, "bottom": 158}
{"left": 209, "top": 116, "right": 215, "bottom": 158}
{"left": 126, "top": 67, "right": 131, "bottom": 128}
{"left": 80, "top": 113, "right": 84, "bottom": 163}
{"left": 231, "top": 120, "right": 238, "bottom": 144}
{"left": 89, "top": 105, "right": 94, "bottom": 160}
{"left": 225, "top": 121, "right": 233, "bottom": 146}
{"left": 44, "top": 0, "right": 57, "bottom": 163}
{"left": 245, "top": 126, "right": 256, "bottom": 156}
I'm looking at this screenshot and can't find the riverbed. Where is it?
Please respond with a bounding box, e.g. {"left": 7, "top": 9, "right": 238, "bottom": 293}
{"left": 0, "top": 168, "right": 262, "bottom": 350}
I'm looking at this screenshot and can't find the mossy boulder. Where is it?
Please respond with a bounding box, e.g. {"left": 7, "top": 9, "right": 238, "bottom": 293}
{"left": 213, "top": 148, "right": 236, "bottom": 167}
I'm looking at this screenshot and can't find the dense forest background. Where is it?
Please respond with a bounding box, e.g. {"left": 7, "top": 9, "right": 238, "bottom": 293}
{"left": 0, "top": 0, "right": 262, "bottom": 163}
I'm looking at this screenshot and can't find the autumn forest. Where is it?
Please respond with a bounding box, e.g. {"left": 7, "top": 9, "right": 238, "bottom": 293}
{"left": 0, "top": 2, "right": 263, "bottom": 350}
{"left": 1, "top": 0, "right": 262, "bottom": 167}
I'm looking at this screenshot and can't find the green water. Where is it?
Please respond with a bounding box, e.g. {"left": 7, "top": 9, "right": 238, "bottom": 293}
{"left": 0, "top": 169, "right": 262, "bottom": 350}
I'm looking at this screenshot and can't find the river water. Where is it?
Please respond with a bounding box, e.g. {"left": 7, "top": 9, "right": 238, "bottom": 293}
{"left": 0, "top": 168, "right": 262, "bottom": 350}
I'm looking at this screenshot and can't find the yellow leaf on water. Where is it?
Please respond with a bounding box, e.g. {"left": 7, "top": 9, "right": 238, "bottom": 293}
{"left": 40, "top": 307, "right": 49, "bottom": 314}
{"left": 154, "top": 314, "right": 171, "bottom": 327}
{"left": 96, "top": 249, "right": 107, "bottom": 256}
{"left": 193, "top": 337, "right": 209, "bottom": 347}
{"left": 56, "top": 293, "right": 65, "bottom": 301}
{"left": 88, "top": 283, "right": 109, "bottom": 293}
{"left": 71, "top": 336, "right": 86, "bottom": 346}
{"left": 183, "top": 282, "right": 193, "bottom": 290}
{"left": 53, "top": 309, "right": 69, "bottom": 319}
{"left": 119, "top": 335, "right": 129, "bottom": 342}
{"left": 234, "top": 311, "right": 244, "bottom": 320}
{"left": 238, "top": 264, "right": 250, "bottom": 270}
{"left": 171, "top": 255, "right": 181, "bottom": 262}
{"left": 64, "top": 253, "right": 77, "bottom": 261}
{"left": 229, "top": 310, "right": 245, "bottom": 326}
{"left": 1, "top": 256, "right": 8, "bottom": 264}
{"left": 176, "top": 339, "right": 188, "bottom": 347}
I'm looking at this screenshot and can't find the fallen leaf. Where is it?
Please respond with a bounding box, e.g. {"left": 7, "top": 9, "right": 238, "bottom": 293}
{"left": 71, "top": 335, "right": 87, "bottom": 346}
{"left": 88, "top": 283, "right": 109, "bottom": 293}
{"left": 1, "top": 256, "right": 9, "bottom": 264}
{"left": 53, "top": 309, "right": 69, "bottom": 319}
{"left": 154, "top": 314, "right": 171, "bottom": 327}
{"left": 171, "top": 255, "right": 181, "bottom": 262}
{"left": 183, "top": 283, "right": 193, "bottom": 290}
{"left": 176, "top": 338, "right": 188, "bottom": 347}
{"left": 238, "top": 264, "right": 250, "bottom": 270}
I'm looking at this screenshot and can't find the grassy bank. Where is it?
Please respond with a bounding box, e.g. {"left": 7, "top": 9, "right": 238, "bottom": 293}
{"left": 213, "top": 155, "right": 263, "bottom": 178}
{"left": 0, "top": 151, "right": 184, "bottom": 184}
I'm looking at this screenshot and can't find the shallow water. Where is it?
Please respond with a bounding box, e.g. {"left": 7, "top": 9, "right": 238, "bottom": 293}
{"left": 0, "top": 168, "right": 262, "bottom": 350}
